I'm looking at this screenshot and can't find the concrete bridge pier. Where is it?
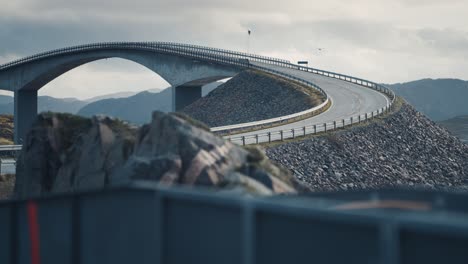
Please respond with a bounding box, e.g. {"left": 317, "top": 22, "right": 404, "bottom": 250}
{"left": 14, "top": 90, "right": 38, "bottom": 144}
{"left": 174, "top": 85, "right": 202, "bottom": 111}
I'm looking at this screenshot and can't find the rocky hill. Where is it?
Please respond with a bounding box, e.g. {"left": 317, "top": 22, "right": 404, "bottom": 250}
{"left": 388, "top": 78, "right": 468, "bottom": 121}
{"left": 13, "top": 111, "right": 299, "bottom": 199}
{"left": 182, "top": 70, "right": 323, "bottom": 127}
{"left": 266, "top": 99, "right": 468, "bottom": 192}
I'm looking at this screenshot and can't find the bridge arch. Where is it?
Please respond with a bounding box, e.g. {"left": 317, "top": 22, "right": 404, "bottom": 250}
{"left": 0, "top": 47, "right": 242, "bottom": 143}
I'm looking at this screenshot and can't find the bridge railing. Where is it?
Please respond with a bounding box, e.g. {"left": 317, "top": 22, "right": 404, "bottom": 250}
{"left": 0, "top": 42, "right": 290, "bottom": 70}
{"left": 227, "top": 105, "right": 392, "bottom": 145}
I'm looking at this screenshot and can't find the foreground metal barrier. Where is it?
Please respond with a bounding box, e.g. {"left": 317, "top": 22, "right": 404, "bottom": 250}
{"left": 1, "top": 182, "right": 468, "bottom": 264}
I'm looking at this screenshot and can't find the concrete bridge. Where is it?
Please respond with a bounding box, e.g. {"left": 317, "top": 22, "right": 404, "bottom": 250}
{"left": 0, "top": 42, "right": 270, "bottom": 143}
{"left": 0, "top": 42, "right": 393, "bottom": 145}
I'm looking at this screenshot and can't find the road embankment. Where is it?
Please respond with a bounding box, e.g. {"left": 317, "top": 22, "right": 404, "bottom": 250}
{"left": 266, "top": 99, "right": 468, "bottom": 191}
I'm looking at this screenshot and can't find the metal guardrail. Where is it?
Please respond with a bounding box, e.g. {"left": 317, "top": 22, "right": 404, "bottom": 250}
{"left": 0, "top": 145, "right": 20, "bottom": 175}
{"left": 0, "top": 145, "right": 22, "bottom": 152}
{"left": 1, "top": 183, "right": 468, "bottom": 264}
{"left": 0, "top": 145, "right": 21, "bottom": 162}
{"left": 0, "top": 42, "right": 289, "bottom": 71}
{"left": 227, "top": 104, "right": 392, "bottom": 145}
{"left": 211, "top": 99, "right": 329, "bottom": 132}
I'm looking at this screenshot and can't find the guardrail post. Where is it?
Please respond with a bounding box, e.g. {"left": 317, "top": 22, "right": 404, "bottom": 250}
{"left": 365, "top": 113, "right": 368, "bottom": 121}
{"left": 351, "top": 117, "right": 353, "bottom": 124}
{"left": 268, "top": 132, "right": 271, "bottom": 143}
{"left": 314, "top": 125, "right": 317, "bottom": 134}
{"left": 303, "top": 126, "right": 306, "bottom": 136}
{"left": 324, "top": 123, "right": 327, "bottom": 132}
{"left": 255, "top": 135, "right": 259, "bottom": 144}
{"left": 342, "top": 119, "right": 345, "bottom": 127}
{"left": 292, "top": 129, "right": 295, "bottom": 139}
{"left": 280, "top": 131, "right": 284, "bottom": 141}
{"left": 371, "top": 112, "right": 374, "bottom": 119}
{"left": 333, "top": 121, "right": 336, "bottom": 130}
{"left": 242, "top": 136, "right": 246, "bottom": 146}
{"left": 358, "top": 115, "right": 361, "bottom": 123}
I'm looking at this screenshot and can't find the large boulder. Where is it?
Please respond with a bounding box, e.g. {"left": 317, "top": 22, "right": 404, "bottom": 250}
{"left": 14, "top": 112, "right": 298, "bottom": 198}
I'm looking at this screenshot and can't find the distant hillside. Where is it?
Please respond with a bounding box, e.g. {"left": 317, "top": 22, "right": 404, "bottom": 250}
{"left": 0, "top": 90, "right": 164, "bottom": 115}
{"left": 77, "top": 83, "right": 221, "bottom": 125}
{"left": 0, "top": 96, "right": 88, "bottom": 115}
{"left": 388, "top": 79, "right": 468, "bottom": 121}
{"left": 78, "top": 89, "right": 172, "bottom": 124}
{"left": 438, "top": 116, "right": 468, "bottom": 143}
{"left": 38, "top": 96, "right": 88, "bottom": 113}
{"left": 84, "top": 91, "right": 147, "bottom": 103}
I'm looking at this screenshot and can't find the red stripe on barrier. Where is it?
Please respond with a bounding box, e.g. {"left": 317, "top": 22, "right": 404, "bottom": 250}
{"left": 27, "top": 201, "right": 41, "bottom": 264}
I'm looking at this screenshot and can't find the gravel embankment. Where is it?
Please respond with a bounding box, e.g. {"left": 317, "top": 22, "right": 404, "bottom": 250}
{"left": 182, "top": 70, "right": 323, "bottom": 127}
{"left": 266, "top": 101, "right": 468, "bottom": 192}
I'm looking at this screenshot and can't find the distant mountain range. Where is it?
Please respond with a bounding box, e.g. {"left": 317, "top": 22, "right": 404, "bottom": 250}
{"left": 84, "top": 91, "right": 146, "bottom": 103}
{"left": 78, "top": 89, "right": 172, "bottom": 124}
{"left": 387, "top": 79, "right": 468, "bottom": 121}
{"left": 0, "top": 78, "right": 466, "bottom": 138}
{"left": 0, "top": 96, "right": 88, "bottom": 115}
{"left": 78, "top": 82, "right": 221, "bottom": 124}
{"left": 0, "top": 83, "right": 221, "bottom": 125}
{"left": 0, "top": 89, "right": 163, "bottom": 116}
{"left": 438, "top": 115, "right": 468, "bottom": 143}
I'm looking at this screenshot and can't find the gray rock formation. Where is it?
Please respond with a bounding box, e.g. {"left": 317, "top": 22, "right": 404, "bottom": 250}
{"left": 182, "top": 70, "right": 323, "bottom": 127}
{"left": 266, "top": 101, "right": 468, "bottom": 191}
{"left": 14, "top": 112, "right": 297, "bottom": 198}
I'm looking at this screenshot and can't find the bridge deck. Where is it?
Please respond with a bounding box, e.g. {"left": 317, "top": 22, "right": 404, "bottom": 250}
{"left": 232, "top": 62, "right": 389, "bottom": 140}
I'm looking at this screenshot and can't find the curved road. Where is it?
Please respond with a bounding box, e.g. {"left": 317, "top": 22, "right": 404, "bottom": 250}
{"left": 229, "top": 62, "right": 389, "bottom": 143}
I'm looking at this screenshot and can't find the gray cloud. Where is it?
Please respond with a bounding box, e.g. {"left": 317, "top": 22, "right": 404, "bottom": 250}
{"left": 0, "top": 0, "right": 467, "bottom": 98}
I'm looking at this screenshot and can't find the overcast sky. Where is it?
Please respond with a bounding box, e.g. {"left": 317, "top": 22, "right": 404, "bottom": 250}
{"left": 1, "top": 0, "right": 467, "bottom": 99}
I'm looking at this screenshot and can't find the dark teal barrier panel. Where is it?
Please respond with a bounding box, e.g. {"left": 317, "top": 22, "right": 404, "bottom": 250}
{"left": 79, "top": 190, "right": 160, "bottom": 264}
{"left": 17, "top": 203, "right": 31, "bottom": 264}
{"left": 0, "top": 204, "right": 12, "bottom": 264}
{"left": 4, "top": 184, "right": 468, "bottom": 264}
{"left": 163, "top": 196, "right": 243, "bottom": 264}
{"left": 400, "top": 224, "right": 468, "bottom": 264}
{"left": 38, "top": 199, "right": 74, "bottom": 264}
{"left": 255, "top": 208, "right": 380, "bottom": 264}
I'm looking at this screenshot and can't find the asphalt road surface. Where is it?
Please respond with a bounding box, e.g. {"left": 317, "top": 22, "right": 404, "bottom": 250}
{"left": 229, "top": 62, "right": 389, "bottom": 144}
